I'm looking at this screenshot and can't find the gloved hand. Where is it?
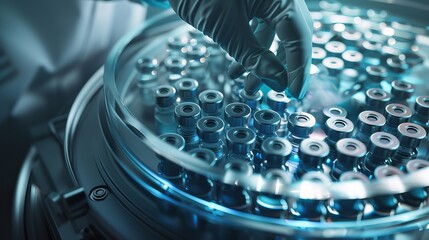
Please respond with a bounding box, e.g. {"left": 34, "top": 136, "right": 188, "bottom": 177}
{"left": 168, "top": 0, "right": 313, "bottom": 99}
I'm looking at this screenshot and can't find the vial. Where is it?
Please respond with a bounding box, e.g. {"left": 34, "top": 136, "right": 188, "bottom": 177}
{"left": 290, "top": 172, "right": 330, "bottom": 221}
{"left": 136, "top": 57, "right": 159, "bottom": 121}
{"left": 355, "top": 111, "right": 386, "bottom": 146}
{"left": 175, "top": 102, "right": 201, "bottom": 151}
{"left": 198, "top": 90, "right": 224, "bottom": 117}
{"left": 238, "top": 89, "right": 263, "bottom": 128}
{"left": 252, "top": 110, "right": 281, "bottom": 172}
{"left": 174, "top": 78, "right": 199, "bottom": 103}
{"left": 324, "top": 117, "right": 355, "bottom": 164}
{"left": 255, "top": 170, "right": 291, "bottom": 218}
{"left": 295, "top": 139, "right": 330, "bottom": 178}
{"left": 329, "top": 172, "right": 368, "bottom": 221}
{"left": 164, "top": 55, "right": 187, "bottom": 85}
{"left": 386, "top": 55, "right": 409, "bottom": 74}
{"left": 185, "top": 148, "right": 216, "bottom": 199}
{"left": 226, "top": 127, "right": 256, "bottom": 163}
{"left": 197, "top": 116, "right": 226, "bottom": 161}
{"left": 157, "top": 133, "right": 185, "bottom": 185}
{"left": 224, "top": 102, "right": 251, "bottom": 132}
{"left": 322, "top": 106, "right": 347, "bottom": 126}
{"left": 330, "top": 138, "right": 367, "bottom": 181}
{"left": 167, "top": 36, "right": 187, "bottom": 56}
{"left": 366, "top": 166, "right": 401, "bottom": 218}
{"left": 322, "top": 57, "right": 344, "bottom": 76}
{"left": 365, "top": 88, "right": 391, "bottom": 114}
{"left": 411, "top": 96, "right": 429, "bottom": 131}
{"left": 360, "top": 132, "right": 400, "bottom": 176}
{"left": 325, "top": 41, "right": 346, "bottom": 57}
{"left": 260, "top": 137, "right": 292, "bottom": 172}
{"left": 340, "top": 29, "right": 363, "bottom": 48}
{"left": 217, "top": 160, "right": 253, "bottom": 211}
{"left": 361, "top": 40, "right": 382, "bottom": 60}
{"left": 363, "top": 66, "right": 388, "bottom": 90}
{"left": 398, "top": 159, "right": 429, "bottom": 208}
{"left": 390, "top": 80, "right": 415, "bottom": 106}
{"left": 391, "top": 123, "right": 426, "bottom": 166}
{"left": 383, "top": 103, "right": 412, "bottom": 135}
{"left": 266, "top": 90, "right": 291, "bottom": 137}
{"left": 153, "top": 85, "right": 177, "bottom": 135}
{"left": 341, "top": 50, "right": 363, "bottom": 68}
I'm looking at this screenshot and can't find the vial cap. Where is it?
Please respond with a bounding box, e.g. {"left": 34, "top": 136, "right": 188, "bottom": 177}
{"left": 266, "top": 90, "right": 291, "bottom": 113}
{"left": 325, "top": 117, "right": 354, "bottom": 142}
{"left": 385, "top": 103, "right": 412, "bottom": 127}
{"left": 261, "top": 137, "right": 292, "bottom": 167}
{"left": 288, "top": 112, "right": 316, "bottom": 138}
{"left": 184, "top": 43, "right": 208, "bottom": 61}
{"left": 369, "top": 132, "right": 400, "bottom": 157}
{"left": 197, "top": 116, "right": 225, "bottom": 143}
{"left": 167, "top": 37, "right": 187, "bottom": 51}
{"left": 391, "top": 80, "right": 415, "bottom": 99}
{"left": 373, "top": 165, "right": 403, "bottom": 180}
{"left": 299, "top": 139, "right": 330, "bottom": 164}
{"left": 397, "top": 123, "right": 427, "bottom": 148}
{"left": 153, "top": 85, "right": 176, "bottom": 107}
{"left": 254, "top": 110, "right": 281, "bottom": 135}
{"left": 175, "top": 78, "right": 199, "bottom": 101}
{"left": 226, "top": 127, "right": 256, "bottom": 154}
{"left": 336, "top": 138, "right": 367, "bottom": 164}
{"left": 339, "top": 171, "right": 370, "bottom": 183}
{"left": 357, "top": 111, "right": 386, "bottom": 134}
{"left": 174, "top": 102, "right": 201, "bottom": 127}
{"left": 224, "top": 103, "right": 251, "bottom": 127}
{"left": 365, "top": 65, "right": 387, "bottom": 82}
{"left": 164, "top": 55, "right": 187, "bottom": 74}
{"left": 414, "top": 96, "right": 429, "bottom": 116}
{"left": 365, "top": 88, "right": 391, "bottom": 109}
{"left": 325, "top": 41, "right": 346, "bottom": 56}
{"left": 322, "top": 106, "right": 347, "bottom": 123}
{"left": 136, "top": 57, "right": 159, "bottom": 74}
{"left": 159, "top": 133, "right": 185, "bottom": 151}
{"left": 322, "top": 57, "right": 344, "bottom": 75}
{"left": 341, "top": 50, "right": 363, "bottom": 67}
{"left": 189, "top": 148, "right": 217, "bottom": 166}
{"left": 198, "top": 90, "right": 224, "bottom": 114}
{"left": 405, "top": 159, "right": 429, "bottom": 173}
{"left": 312, "top": 47, "right": 327, "bottom": 64}
{"left": 239, "top": 89, "right": 263, "bottom": 110}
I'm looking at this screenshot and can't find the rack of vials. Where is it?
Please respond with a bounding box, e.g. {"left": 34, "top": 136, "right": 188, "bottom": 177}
{"left": 106, "top": 0, "right": 429, "bottom": 238}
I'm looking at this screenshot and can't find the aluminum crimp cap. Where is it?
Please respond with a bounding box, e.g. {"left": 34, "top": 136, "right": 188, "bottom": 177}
{"left": 397, "top": 123, "right": 427, "bottom": 148}
{"left": 226, "top": 127, "right": 256, "bottom": 154}
{"left": 322, "top": 106, "right": 347, "bottom": 123}
{"left": 261, "top": 137, "right": 292, "bottom": 166}
{"left": 357, "top": 111, "right": 386, "bottom": 134}
{"left": 369, "top": 132, "right": 400, "bottom": 158}
{"left": 254, "top": 110, "right": 281, "bottom": 135}
{"left": 199, "top": 90, "right": 224, "bottom": 114}
{"left": 385, "top": 103, "right": 412, "bottom": 127}
{"left": 224, "top": 102, "right": 251, "bottom": 127}
{"left": 266, "top": 90, "right": 291, "bottom": 113}
{"left": 325, "top": 117, "right": 354, "bottom": 142}
{"left": 175, "top": 78, "right": 199, "bottom": 101}
{"left": 197, "top": 116, "right": 225, "bottom": 143}
{"left": 153, "top": 85, "right": 176, "bottom": 107}
{"left": 336, "top": 138, "right": 367, "bottom": 167}
{"left": 189, "top": 148, "right": 217, "bottom": 166}
{"left": 366, "top": 88, "right": 391, "bottom": 109}
{"left": 239, "top": 89, "right": 263, "bottom": 110}
{"left": 415, "top": 96, "right": 429, "bottom": 116}
{"left": 159, "top": 133, "right": 185, "bottom": 151}
{"left": 164, "top": 55, "right": 187, "bottom": 74}
{"left": 365, "top": 65, "right": 387, "bottom": 82}
{"left": 391, "top": 80, "right": 415, "bottom": 100}
{"left": 288, "top": 112, "right": 316, "bottom": 138}
{"left": 298, "top": 139, "right": 330, "bottom": 166}
{"left": 175, "top": 102, "right": 201, "bottom": 127}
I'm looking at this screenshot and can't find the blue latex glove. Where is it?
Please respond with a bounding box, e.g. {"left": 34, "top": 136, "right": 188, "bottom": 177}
{"left": 168, "top": 0, "right": 313, "bottom": 99}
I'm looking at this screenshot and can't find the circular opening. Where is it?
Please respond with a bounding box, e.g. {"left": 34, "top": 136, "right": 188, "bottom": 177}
{"left": 350, "top": 53, "right": 356, "bottom": 57}
{"left": 373, "top": 91, "right": 384, "bottom": 97}
{"left": 204, "top": 119, "right": 217, "bottom": 128}
{"left": 171, "top": 59, "right": 180, "bottom": 64}
{"left": 379, "top": 136, "right": 391, "bottom": 144}
{"left": 393, "top": 107, "right": 405, "bottom": 114}
{"left": 346, "top": 143, "right": 357, "bottom": 151}
{"left": 371, "top": 67, "right": 381, "bottom": 73}
{"left": 334, "top": 120, "right": 346, "bottom": 128}
{"left": 232, "top": 106, "right": 244, "bottom": 114}
{"left": 195, "top": 152, "right": 209, "bottom": 161}
{"left": 262, "top": 112, "right": 274, "bottom": 120}
{"left": 309, "top": 143, "right": 321, "bottom": 151}
{"left": 159, "top": 87, "right": 170, "bottom": 94}
{"left": 276, "top": 93, "right": 285, "bottom": 98}
{"left": 165, "top": 137, "right": 177, "bottom": 145}
{"left": 235, "top": 130, "right": 248, "bottom": 139}
{"left": 424, "top": 98, "right": 429, "bottom": 105}
{"left": 181, "top": 81, "right": 192, "bottom": 88}
{"left": 330, "top": 109, "right": 341, "bottom": 115}
{"left": 415, "top": 163, "right": 428, "bottom": 170}
{"left": 206, "top": 93, "right": 217, "bottom": 100}
{"left": 182, "top": 105, "right": 194, "bottom": 113}
{"left": 406, "top": 126, "right": 419, "bottom": 134}
{"left": 330, "top": 60, "right": 338, "bottom": 65}
{"left": 227, "top": 162, "right": 245, "bottom": 172}
{"left": 396, "top": 82, "right": 409, "bottom": 89}
{"left": 272, "top": 141, "right": 284, "bottom": 150}
{"left": 367, "top": 114, "right": 378, "bottom": 122}
{"left": 297, "top": 115, "right": 309, "bottom": 123}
